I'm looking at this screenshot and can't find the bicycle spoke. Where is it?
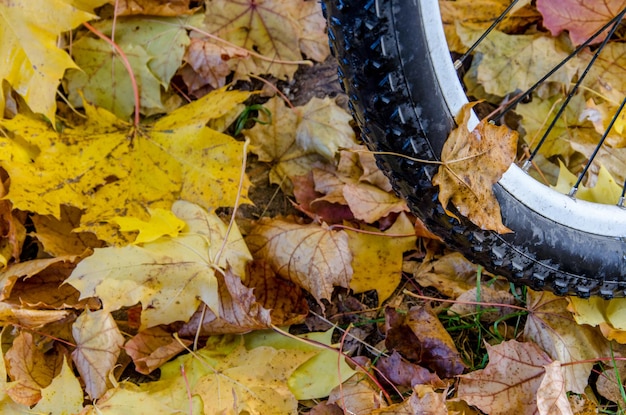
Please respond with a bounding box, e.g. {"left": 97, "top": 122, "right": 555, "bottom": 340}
{"left": 568, "top": 95, "right": 626, "bottom": 200}
{"left": 453, "top": 0, "right": 521, "bottom": 70}
{"left": 522, "top": 11, "right": 625, "bottom": 171}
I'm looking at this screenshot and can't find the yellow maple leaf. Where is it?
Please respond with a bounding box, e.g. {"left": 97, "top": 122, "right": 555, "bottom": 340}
{"left": 0, "top": 88, "right": 251, "bottom": 243}
{"left": 110, "top": 207, "right": 186, "bottom": 244}
{"left": 0, "top": 0, "right": 95, "bottom": 121}
{"left": 433, "top": 102, "right": 518, "bottom": 233}
{"left": 347, "top": 213, "right": 416, "bottom": 304}
{"left": 31, "top": 357, "right": 84, "bottom": 414}
{"left": 67, "top": 201, "right": 252, "bottom": 329}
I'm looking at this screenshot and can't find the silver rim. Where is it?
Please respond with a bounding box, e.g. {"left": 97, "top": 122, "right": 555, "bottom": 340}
{"left": 420, "top": 0, "right": 626, "bottom": 237}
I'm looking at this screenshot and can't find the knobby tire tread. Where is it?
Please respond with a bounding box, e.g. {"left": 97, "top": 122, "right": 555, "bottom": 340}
{"left": 322, "top": 0, "right": 626, "bottom": 298}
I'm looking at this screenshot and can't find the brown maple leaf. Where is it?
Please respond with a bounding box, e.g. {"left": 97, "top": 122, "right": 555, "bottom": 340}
{"left": 432, "top": 102, "right": 517, "bottom": 233}
{"left": 458, "top": 340, "right": 553, "bottom": 415}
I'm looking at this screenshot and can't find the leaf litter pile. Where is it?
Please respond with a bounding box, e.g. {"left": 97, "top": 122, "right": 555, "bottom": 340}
{"left": 0, "top": 0, "right": 625, "bottom": 414}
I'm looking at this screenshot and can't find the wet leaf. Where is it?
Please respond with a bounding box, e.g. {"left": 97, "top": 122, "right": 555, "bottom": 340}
{"left": 433, "top": 102, "right": 518, "bottom": 233}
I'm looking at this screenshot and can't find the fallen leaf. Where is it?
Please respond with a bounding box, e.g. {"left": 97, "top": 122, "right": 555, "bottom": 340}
{"left": 32, "top": 206, "right": 104, "bottom": 256}
{"left": 125, "top": 327, "right": 192, "bottom": 375}
{"left": 114, "top": 0, "right": 194, "bottom": 16}
{"left": 327, "top": 373, "right": 387, "bottom": 415}
{"left": 441, "top": 0, "right": 538, "bottom": 52}
{"left": 71, "top": 309, "right": 125, "bottom": 399}
{"left": 194, "top": 344, "right": 314, "bottom": 414}
{"left": 246, "top": 218, "right": 352, "bottom": 303}
{"left": 246, "top": 96, "right": 327, "bottom": 192}
{"left": 296, "top": 0, "right": 331, "bottom": 62}
{"left": 457, "top": 25, "right": 577, "bottom": 97}
{"left": 0, "top": 88, "right": 251, "bottom": 244}
{"left": 82, "top": 381, "right": 194, "bottom": 414}
{"left": 385, "top": 306, "right": 466, "bottom": 378}
{"left": 406, "top": 251, "right": 482, "bottom": 298}
{"left": 110, "top": 207, "right": 186, "bottom": 244}
{"left": 5, "top": 331, "right": 64, "bottom": 406}
{"left": 524, "top": 290, "right": 610, "bottom": 393}
{"left": 67, "top": 201, "right": 252, "bottom": 329}
{"left": 292, "top": 172, "right": 355, "bottom": 223}
{"left": 372, "top": 385, "right": 448, "bottom": 415}
{"left": 432, "top": 102, "right": 518, "bottom": 233}
{"left": 296, "top": 97, "right": 356, "bottom": 160}
{"left": 0, "top": 0, "right": 94, "bottom": 120}
{"left": 178, "top": 267, "right": 272, "bottom": 336}
{"left": 458, "top": 340, "right": 552, "bottom": 415}
{"left": 244, "top": 259, "right": 309, "bottom": 326}
{"left": 595, "top": 359, "right": 626, "bottom": 404}
{"left": 201, "top": 0, "right": 308, "bottom": 80}
{"left": 567, "top": 296, "right": 626, "bottom": 343}
{"left": 342, "top": 182, "right": 408, "bottom": 223}
{"left": 537, "top": 361, "right": 573, "bottom": 415}
{"left": 347, "top": 213, "right": 416, "bottom": 304}
{"left": 448, "top": 285, "right": 518, "bottom": 323}
{"left": 537, "top": 0, "right": 626, "bottom": 45}
{"left": 182, "top": 38, "right": 244, "bottom": 91}
{"left": 376, "top": 351, "right": 444, "bottom": 392}
{"left": 244, "top": 328, "right": 356, "bottom": 400}
{"left": 31, "top": 356, "right": 84, "bottom": 415}
{"left": 66, "top": 16, "right": 191, "bottom": 119}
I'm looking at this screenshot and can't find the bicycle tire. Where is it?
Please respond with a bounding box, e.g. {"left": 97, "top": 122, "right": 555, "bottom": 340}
{"left": 322, "top": 0, "right": 626, "bottom": 297}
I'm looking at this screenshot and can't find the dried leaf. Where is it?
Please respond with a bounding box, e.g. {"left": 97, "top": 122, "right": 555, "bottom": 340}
{"left": 433, "top": 102, "right": 518, "bottom": 233}
{"left": 458, "top": 340, "right": 552, "bottom": 415}
{"left": 125, "top": 327, "right": 192, "bottom": 375}
{"left": 0, "top": 0, "right": 94, "bottom": 120}
{"left": 407, "top": 252, "right": 482, "bottom": 298}
{"left": 376, "top": 351, "right": 444, "bottom": 391}
{"left": 537, "top": 0, "right": 626, "bottom": 45}
{"left": 31, "top": 356, "right": 84, "bottom": 415}
{"left": 245, "top": 259, "right": 309, "bottom": 326}
{"left": 246, "top": 218, "right": 352, "bottom": 303}
{"left": 327, "top": 373, "right": 386, "bottom": 415}
{"left": 71, "top": 309, "right": 125, "bottom": 399}
{"left": 448, "top": 286, "right": 517, "bottom": 323}
{"left": 114, "top": 0, "right": 194, "bottom": 16}
{"left": 67, "top": 201, "right": 252, "bottom": 329}
{"left": 5, "top": 331, "right": 63, "bottom": 406}
{"left": 568, "top": 296, "right": 626, "bottom": 343}
{"left": 385, "top": 306, "right": 466, "bottom": 378}
{"left": 372, "top": 385, "right": 448, "bottom": 415}
{"left": 178, "top": 267, "right": 272, "bottom": 336}
{"left": 537, "top": 361, "right": 573, "bottom": 415}
{"left": 524, "top": 290, "right": 610, "bottom": 393}
{"left": 32, "top": 206, "right": 104, "bottom": 256}
{"left": 296, "top": 97, "right": 357, "bottom": 160}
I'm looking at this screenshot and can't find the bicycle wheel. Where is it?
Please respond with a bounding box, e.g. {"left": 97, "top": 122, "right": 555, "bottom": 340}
{"left": 322, "top": 0, "right": 626, "bottom": 297}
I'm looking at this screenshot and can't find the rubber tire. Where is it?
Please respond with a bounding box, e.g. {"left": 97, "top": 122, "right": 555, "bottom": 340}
{"left": 322, "top": 0, "right": 626, "bottom": 298}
